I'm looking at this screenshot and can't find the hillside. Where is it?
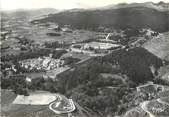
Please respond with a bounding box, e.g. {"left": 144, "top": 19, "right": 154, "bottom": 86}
{"left": 53, "top": 47, "right": 164, "bottom": 116}
{"left": 143, "top": 32, "right": 169, "bottom": 61}
{"left": 32, "top": 6, "right": 169, "bottom": 32}
{"left": 103, "top": 47, "right": 163, "bottom": 82}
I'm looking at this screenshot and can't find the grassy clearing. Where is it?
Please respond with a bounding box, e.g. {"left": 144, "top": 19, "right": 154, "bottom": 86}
{"left": 23, "top": 72, "right": 45, "bottom": 79}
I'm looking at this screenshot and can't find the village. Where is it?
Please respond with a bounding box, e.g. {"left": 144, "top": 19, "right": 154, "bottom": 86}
{"left": 1, "top": 17, "right": 162, "bottom": 86}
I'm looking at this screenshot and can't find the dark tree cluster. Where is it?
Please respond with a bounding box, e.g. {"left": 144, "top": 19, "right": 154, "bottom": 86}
{"left": 46, "top": 33, "right": 61, "bottom": 36}
{"left": 103, "top": 47, "right": 163, "bottom": 83}
{"left": 1, "top": 48, "right": 67, "bottom": 62}
{"left": 44, "top": 41, "right": 69, "bottom": 49}
{"left": 1, "top": 75, "right": 29, "bottom": 96}
{"left": 62, "top": 57, "right": 81, "bottom": 66}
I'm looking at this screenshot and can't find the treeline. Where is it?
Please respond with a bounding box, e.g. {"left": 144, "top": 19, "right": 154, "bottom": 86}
{"left": 44, "top": 41, "right": 70, "bottom": 49}
{"left": 1, "top": 75, "right": 29, "bottom": 95}
{"left": 63, "top": 57, "right": 81, "bottom": 66}
{"left": 1, "top": 75, "right": 58, "bottom": 95}
{"left": 1, "top": 48, "right": 67, "bottom": 62}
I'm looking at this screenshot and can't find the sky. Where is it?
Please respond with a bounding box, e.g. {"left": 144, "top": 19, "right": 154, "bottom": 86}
{"left": 0, "top": 0, "right": 169, "bottom": 10}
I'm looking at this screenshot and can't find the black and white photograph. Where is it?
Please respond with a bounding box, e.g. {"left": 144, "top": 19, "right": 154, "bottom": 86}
{"left": 0, "top": 0, "right": 169, "bottom": 117}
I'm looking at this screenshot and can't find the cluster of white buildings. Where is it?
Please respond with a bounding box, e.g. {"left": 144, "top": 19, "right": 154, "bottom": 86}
{"left": 20, "top": 57, "right": 65, "bottom": 71}
{"left": 83, "top": 42, "right": 120, "bottom": 50}
{"left": 70, "top": 33, "right": 121, "bottom": 55}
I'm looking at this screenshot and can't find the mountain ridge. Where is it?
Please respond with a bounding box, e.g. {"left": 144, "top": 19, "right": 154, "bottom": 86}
{"left": 31, "top": 5, "right": 169, "bottom": 32}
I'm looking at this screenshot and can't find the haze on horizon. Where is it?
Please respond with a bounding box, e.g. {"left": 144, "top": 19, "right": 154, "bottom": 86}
{"left": 0, "top": 0, "right": 169, "bottom": 11}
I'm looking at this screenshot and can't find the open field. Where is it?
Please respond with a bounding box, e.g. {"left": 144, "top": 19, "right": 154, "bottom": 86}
{"left": 13, "top": 94, "right": 57, "bottom": 105}
{"left": 11, "top": 22, "right": 96, "bottom": 43}
{"left": 22, "top": 26, "right": 98, "bottom": 43}
{"left": 143, "top": 32, "right": 169, "bottom": 61}
{"left": 1, "top": 104, "right": 58, "bottom": 117}
{"left": 2, "top": 13, "right": 98, "bottom": 47}
{"left": 100, "top": 73, "right": 126, "bottom": 83}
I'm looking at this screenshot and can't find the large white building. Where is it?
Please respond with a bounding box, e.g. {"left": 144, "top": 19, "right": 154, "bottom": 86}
{"left": 84, "top": 42, "right": 120, "bottom": 50}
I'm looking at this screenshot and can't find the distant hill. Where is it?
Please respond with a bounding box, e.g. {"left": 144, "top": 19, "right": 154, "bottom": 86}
{"left": 100, "top": 2, "right": 169, "bottom": 11}
{"left": 1, "top": 8, "right": 59, "bottom": 21}
{"left": 32, "top": 5, "right": 169, "bottom": 32}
